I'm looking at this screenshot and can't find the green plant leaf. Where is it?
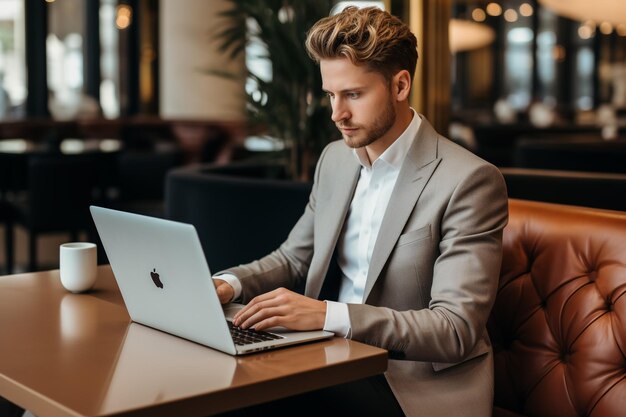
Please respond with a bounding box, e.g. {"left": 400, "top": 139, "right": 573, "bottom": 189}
{"left": 210, "top": 0, "right": 336, "bottom": 179}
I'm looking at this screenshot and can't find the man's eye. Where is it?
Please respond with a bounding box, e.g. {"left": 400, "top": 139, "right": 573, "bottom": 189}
{"left": 326, "top": 92, "right": 334, "bottom": 99}
{"left": 347, "top": 92, "right": 359, "bottom": 99}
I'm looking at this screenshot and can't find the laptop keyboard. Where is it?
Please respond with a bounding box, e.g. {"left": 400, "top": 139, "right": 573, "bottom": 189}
{"left": 228, "top": 321, "right": 284, "bottom": 346}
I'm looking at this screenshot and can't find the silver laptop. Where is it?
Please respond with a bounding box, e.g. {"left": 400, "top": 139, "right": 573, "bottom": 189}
{"left": 90, "top": 206, "right": 333, "bottom": 355}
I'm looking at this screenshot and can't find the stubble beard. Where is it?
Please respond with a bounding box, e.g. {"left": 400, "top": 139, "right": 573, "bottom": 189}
{"left": 339, "top": 98, "right": 397, "bottom": 149}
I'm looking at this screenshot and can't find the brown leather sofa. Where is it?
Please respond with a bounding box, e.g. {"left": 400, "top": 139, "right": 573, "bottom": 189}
{"left": 490, "top": 199, "right": 626, "bottom": 417}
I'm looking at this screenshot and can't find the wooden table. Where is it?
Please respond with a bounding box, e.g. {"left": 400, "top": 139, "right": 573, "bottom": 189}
{"left": 0, "top": 266, "right": 388, "bottom": 417}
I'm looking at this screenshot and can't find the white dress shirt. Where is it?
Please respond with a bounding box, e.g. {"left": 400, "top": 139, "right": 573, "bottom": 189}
{"left": 217, "top": 111, "right": 421, "bottom": 338}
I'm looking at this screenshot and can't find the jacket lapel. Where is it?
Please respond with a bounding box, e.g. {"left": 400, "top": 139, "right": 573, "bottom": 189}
{"left": 363, "top": 116, "right": 441, "bottom": 301}
{"left": 305, "top": 147, "right": 360, "bottom": 299}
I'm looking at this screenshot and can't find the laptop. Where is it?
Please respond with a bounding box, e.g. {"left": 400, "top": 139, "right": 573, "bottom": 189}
{"left": 90, "top": 206, "right": 333, "bottom": 355}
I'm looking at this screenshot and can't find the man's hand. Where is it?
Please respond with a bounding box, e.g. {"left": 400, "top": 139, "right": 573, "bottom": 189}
{"left": 213, "top": 279, "right": 234, "bottom": 304}
{"left": 233, "top": 288, "right": 327, "bottom": 331}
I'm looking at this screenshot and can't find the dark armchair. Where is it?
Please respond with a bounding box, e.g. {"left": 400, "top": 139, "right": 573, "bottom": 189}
{"left": 10, "top": 153, "right": 101, "bottom": 271}
{"left": 165, "top": 163, "right": 312, "bottom": 273}
{"left": 114, "top": 143, "right": 184, "bottom": 217}
{"left": 0, "top": 201, "right": 14, "bottom": 274}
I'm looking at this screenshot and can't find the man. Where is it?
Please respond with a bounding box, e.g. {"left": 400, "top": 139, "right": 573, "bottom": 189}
{"left": 214, "top": 6, "right": 508, "bottom": 417}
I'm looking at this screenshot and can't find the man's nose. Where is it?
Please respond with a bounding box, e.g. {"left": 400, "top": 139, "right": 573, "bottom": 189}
{"left": 331, "top": 100, "right": 350, "bottom": 123}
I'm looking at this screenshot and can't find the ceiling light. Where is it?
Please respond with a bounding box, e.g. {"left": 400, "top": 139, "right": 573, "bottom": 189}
{"left": 504, "top": 9, "right": 518, "bottom": 23}
{"left": 599, "top": 21, "right": 613, "bottom": 35}
{"left": 472, "top": 8, "right": 486, "bottom": 22}
{"left": 486, "top": 3, "right": 502, "bottom": 17}
{"left": 578, "top": 24, "right": 594, "bottom": 39}
{"left": 519, "top": 3, "right": 534, "bottom": 17}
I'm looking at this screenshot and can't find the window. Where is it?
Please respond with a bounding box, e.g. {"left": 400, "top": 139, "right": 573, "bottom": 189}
{"left": 100, "top": 0, "right": 120, "bottom": 118}
{"left": 0, "top": 0, "right": 26, "bottom": 119}
{"left": 505, "top": 26, "right": 533, "bottom": 109}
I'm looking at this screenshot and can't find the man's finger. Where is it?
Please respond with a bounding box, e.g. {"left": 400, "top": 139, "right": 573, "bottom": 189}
{"left": 240, "top": 306, "right": 285, "bottom": 329}
{"left": 234, "top": 298, "right": 282, "bottom": 327}
{"left": 233, "top": 288, "right": 286, "bottom": 321}
{"left": 251, "top": 316, "right": 283, "bottom": 331}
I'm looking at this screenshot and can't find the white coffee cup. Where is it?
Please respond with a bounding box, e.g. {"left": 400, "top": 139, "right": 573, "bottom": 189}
{"left": 59, "top": 242, "right": 98, "bottom": 293}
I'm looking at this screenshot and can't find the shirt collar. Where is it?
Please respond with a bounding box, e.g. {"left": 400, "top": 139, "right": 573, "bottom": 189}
{"left": 354, "top": 109, "right": 421, "bottom": 169}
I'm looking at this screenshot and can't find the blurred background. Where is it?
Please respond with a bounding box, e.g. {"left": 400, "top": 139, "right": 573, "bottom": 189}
{"left": 1, "top": 0, "right": 625, "bottom": 272}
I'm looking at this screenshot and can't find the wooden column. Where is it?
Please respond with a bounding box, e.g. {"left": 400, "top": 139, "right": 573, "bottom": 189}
{"left": 25, "top": 0, "right": 49, "bottom": 117}
{"left": 84, "top": 0, "right": 101, "bottom": 102}
{"left": 409, "top": 0, "right": 451, "bottom": 135}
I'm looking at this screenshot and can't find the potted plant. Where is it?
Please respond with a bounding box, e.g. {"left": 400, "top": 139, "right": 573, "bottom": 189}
{"left": 211, "top": 0, "right": 338, "bottom": 180}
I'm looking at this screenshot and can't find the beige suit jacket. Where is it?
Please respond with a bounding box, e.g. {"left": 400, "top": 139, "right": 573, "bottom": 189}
{"left": 221, "top": 115, "right": 509, "bottom": 417}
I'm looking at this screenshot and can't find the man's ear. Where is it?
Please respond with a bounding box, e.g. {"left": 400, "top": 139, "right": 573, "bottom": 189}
{"left": 393, "top": 70, "right": 411, "bottom": 101}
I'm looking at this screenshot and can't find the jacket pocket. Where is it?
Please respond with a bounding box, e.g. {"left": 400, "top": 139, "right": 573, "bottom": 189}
{"left": 396, "top": 224, "right": 431, "bottom": 247}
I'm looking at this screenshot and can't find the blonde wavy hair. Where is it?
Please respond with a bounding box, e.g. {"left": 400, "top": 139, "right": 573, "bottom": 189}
{"left": 305, "top": 6, "right": 418, "bottom": 83}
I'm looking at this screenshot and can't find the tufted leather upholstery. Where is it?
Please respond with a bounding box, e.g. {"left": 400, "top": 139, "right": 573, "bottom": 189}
{"left": 490, "top": 199, "right": 626, "bottom": 417}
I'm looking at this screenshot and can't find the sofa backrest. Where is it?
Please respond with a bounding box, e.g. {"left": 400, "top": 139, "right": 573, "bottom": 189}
{"left": 500, "top": 167, "right": 626, "bottom": 212}
{"left": 490, "top": 199, "right": 626, "bottom": 416}
{"left": 513, "top": 137, "right": 626, "bottom": 174}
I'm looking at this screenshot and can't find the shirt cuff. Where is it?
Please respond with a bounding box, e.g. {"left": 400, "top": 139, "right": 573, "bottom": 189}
{"left": 212, "top": 273, "right": 242, "bottom": 302}
{"left": 323, "top": 301, "right": 352, "bottom": 338}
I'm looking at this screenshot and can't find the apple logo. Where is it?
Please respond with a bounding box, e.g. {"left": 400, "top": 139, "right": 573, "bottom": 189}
{"left": 150, "top": 268, "right": 164, "bottom": 289}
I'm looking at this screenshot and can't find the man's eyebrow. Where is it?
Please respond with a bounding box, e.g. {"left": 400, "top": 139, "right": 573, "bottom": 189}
{"left": 322, "top": 86, "right": 365, "bottom": 94}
